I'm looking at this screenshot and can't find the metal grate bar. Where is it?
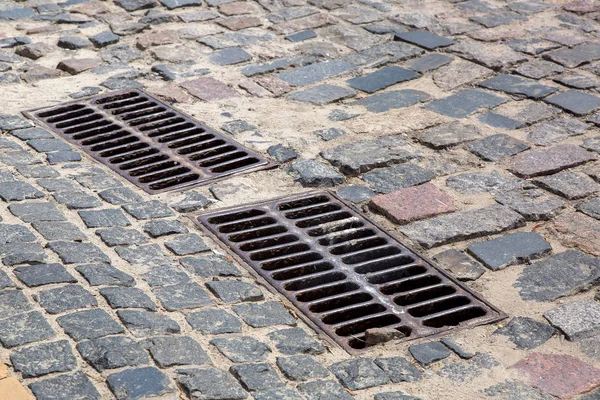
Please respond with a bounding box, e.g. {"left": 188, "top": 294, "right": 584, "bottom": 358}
{"left": 193, "top": 191, "right": 506, "bottom": 354}
{"left": 24, "top": 89, "right": 273, "bottom": 194}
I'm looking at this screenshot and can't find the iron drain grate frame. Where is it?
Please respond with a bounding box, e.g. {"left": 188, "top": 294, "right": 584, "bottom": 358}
{"left": 193, "top": 191, "right": 506, "bottom": 354}
{"left": 23, "top": 89, "right": 273, "bottom": 194}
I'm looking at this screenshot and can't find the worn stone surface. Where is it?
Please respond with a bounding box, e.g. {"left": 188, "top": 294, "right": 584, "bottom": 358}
{"left": 515, "top": 250, "right": 600, "bottom": 301}
{"left": 29, "top": 371, "right": 101, "bottom": 400}
{"left": 545, "top": 90, "right": 600, "bottom": 115}
{"left": 509, "top": 145, "right": 596, "bottom": 177}
{"left": 546, "top": 212, "right": 600, "bottom": 257}
{"left": 433, "top": 249, "right": 486, "bottom": 281}
{"left": 288, "top": 159, "right": 344, "bottom": 187}
{"left": 211, "top": 336, "right": 272, "bottom": 362}
{"left": 416, "top": 121, "right": 480, "bottom": 148}
{"left": 400, "top": 205, "right": 525, "bottom": 248}
{"left": 363, "top": 164, "right": 434, "bottom": 194}
{"left": 534, "top": 171, "right": 599, "bottom": 199}
{"left": 467, "top": 232, "right": 552, "bottom": 271}
{"left": 544, "top": 298, "right": 600, "bottom": 341}
{"left": 409, "top": 342, "right": 451, "bottom": 366}
{"left": 512, "top": 353, "right": 600, "bottom": 398}
{"left": 494, "top": 317, "right": 555, "bottom": 349}
{"left": 321, "top": 136, "right": 417, "bottom": 175}
{"left": 329, "top": 358, "right": 389, "bottom": 390}
{"left": 77, "top": 336, "right": 148, "bottom": 372}
{"left": 425, "top": 89, "right": 507, "bottom": 118}
{"left": 176, "top": 368, "right": 247, "bottom": 400}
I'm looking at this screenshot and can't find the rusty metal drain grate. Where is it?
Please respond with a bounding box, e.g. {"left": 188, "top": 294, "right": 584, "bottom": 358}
{"left": 193, "top": 192, "right": 506, "bottom": 353}
{"left": 24, "top": 90, "right": 272, "bottom": 194}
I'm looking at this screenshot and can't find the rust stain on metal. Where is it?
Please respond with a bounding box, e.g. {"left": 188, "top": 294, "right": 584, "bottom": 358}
{"left": 23, "top": 89, "right": 273, "bottom": 194}
{"left": 192, "top": 191, "right": 506, "bottom": 354}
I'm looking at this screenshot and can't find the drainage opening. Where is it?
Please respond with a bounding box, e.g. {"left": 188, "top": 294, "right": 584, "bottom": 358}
{"left": 193, "top": 192, "right": 506, "bottom": 354}
{"left": 24, "top": 89, "right": 272, "bottom": 194}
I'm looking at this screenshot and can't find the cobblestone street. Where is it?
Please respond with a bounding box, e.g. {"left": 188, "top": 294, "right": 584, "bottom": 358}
{"left": 0, "top": 0, "right": 599, "bottom": 398}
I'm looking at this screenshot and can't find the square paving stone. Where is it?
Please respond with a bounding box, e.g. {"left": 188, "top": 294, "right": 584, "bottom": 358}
{"left": 515, "top": 250, "right": 600, "bottom": 302}
{"left": 142, "top": 266, "right": 191, "bottom": 287}
{"left": 468, "top": 134, "right": 530, "bottom": 161}
{"left": 511, "top": 353, "right": 600, "bottom": 399}
{"left": 233, "top": 301, "right": 296, "bottom": 327}
{"left": 544, "top": 298, "right": 600, "bottom": 341}
{"left": 0, "top": 181, "right": 44, "bottom": 201}
{"left": 544, "top": 43, "right": 600, "bottom": 68}
{"left": 11, "top": 127, "right": 54, "bottom": 141}
{"left": 0, "top": 311, "right": 55, "bottom": 348}
{"left": 0, "top": 150, "right": 42, "bottom": 166}
{"left": 210, "top": 47, "right": 252, "bottom": 65}
{"left": 578, "top": 197, "right": 600, "bottom": 220}
{"left": 28, "top": 139, "right": 71, "bottom": 153}
{"left": 143, "top": 336, "right": 211, "bottom": 367}
{"left": 276, "top": 355, "right": 329, "bottom": 381}
{"left": 467, "top": 231, "right": 552, "bottom": 271}
{"left": 123, "top": 200, "right": 174, "bottom": 219}
{"left": 347, "top": 66, "right": 419, "bottom": 93}
{"left": 0, "top": 289, "right": 33, "bottom": 317}
{"left": 107, "top": 366, "right": 175, "bottom": 400}
{"left": 53, "top": 190, "right": 102, "bottom": 209}
{"left": 206, "top": 280, "right": 264, "bottom": 304}
{"left": 337, "top": 186, "right": 376, "bottom": 203}
{"left": 115, "top": 244, "right": 171, "bottom": 267}
{"left": 370, "top": 183, "right": 456, "bottom": 224}
{"left": 509, "top": 145, "right": 597, "bottom": 178}
{"left": 183, "top": 255, "right": 241, "bottom": 278}
{"left": 288, "top": 160, "right": 345, "bottom": 187}
{"left": 424, "top": 89, "right": 507, "bottom": 118}
{"left": 254, "top": 388, "right": 304, "bottom": 400}
{"left": 99, "top": 187, "right": 144, "bottom": 205}
{"left": 175, "top": 368, "right": 248, "bottom": 400}
{"left": 76, "top": 263, "right": 135, "bottom": 287}
{"left": 297, "top": 380, "right": 353, "bottom": 400}
{"left": 446, "top": 171, "right": 524, "bottom": 195}
{"left": 277, "top": 60, "right": 355, "bottom": 87}
{"left": 48, "top": 241, "right": 110, "bottom": 264}
{"left": 329, "top": 358, "right": 389, "bottom": 390}
{"left": 211, "top": 336, "right": 272, "bottom": 362}
{"left": 288, "top": 84, "right": 356, "bottom": 105}
{"left": 79, "top": 209, "right": 131, "bottom": 228}
{"left": 17, "top": 165, "right": 59, "bottom": 178}
{"left": 400, "top": 204, "right": 525, "bottom": 248}
{"left": 267, "top": 327, "right": 325, "bottom": 355}
{"left": 9, "top": 202, "right": 65, "bottom": 222}
{"left": 36, "top": 178, "right": 78, "bottom": 192}
{"left": 186, "top": 308, "right": 242, "bottom": 334}
{"left": 433, "top": 249, "right": 486, "bottom": 281}
{"left": 169, "top": 191, "right": 212, "bottom": 213}
{"left": 47, "top": 151, "right": 81, "bottom": 164}
{"left": 0, "top": 223, "right": 36, "bottom": 243}
{"left": 409, "top": 341, "right": 451, "bottom": 366}
{"left": 29, "top": 371, "right": 101, "bottom": 400}
{"left": 362, "top": 164, "right": 434, "bottom": 194}
{"left": 436, "top": 353, "right": 499, "bottom": 384}
{"left": 96, "top": 227, "right": 148, "bottom": 247}
{"left": 11, "top": 340, "right": 76, "bottom": 378}
{"left": 58, "top": 309, "right": 124, "bottom": 341}
{"left": 527, "top": 117, "right": 590, "bottom": 147}
{"left": 354, "top": 89, "right": 431, "bottom": 113}
{"left": 318, "top": 137, "right": 415, "bottom": 177}
{"left": 153, "top": 282, "right": 214, "bottom": 311}
{"left": 405, "top": 53, "right": 453, "bottom": 72}
{"left": 143, "top": 219, "right": 188, "bottom": 237}
{"left": 479, "top": 74, "right": 557, "bottom": 99}
{"left": 286, "top": 30, "right": 317, "bottom": 42}
{"left": 230, "top": 363, "right": 284, "bottom": 392}
{"left": 374, "top": 357, "right": 422, "bottom": 383}
{"left": 534, "top": 171, "right": 599, "bottom": 199}
{"left": 494, "top": 316, "right": 555, "bottom": 349}
{"left": 416, "top": 121, "right": 481, "bottom": 149}
{"left": 117, "top": 310, "right": 181, "bottom": 337}
{"left": 164, "top": 233, "right": 210, "bottom": 255}
{"left": 395, "top": 30, "right": 454, "bottom": 49}
{"left": 545, "top": 90, "right": 600, "bottom": 115}
{"left": 99, "top": 287, "right": 157, "bottom": 311}
{"left": 76, "top": 336, "right": 149, "bottom": 372}
{"left": 35, "top": 284, "right": 97, "bottom": 314}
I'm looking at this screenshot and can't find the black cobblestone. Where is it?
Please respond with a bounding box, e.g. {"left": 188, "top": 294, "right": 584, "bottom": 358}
{"left": 100, "top": 287, "right": 157, "bottom": 311}
{"left": 77, "top": 336, "right": 149, "bottom": 372}
{"left": 35, "top": 284, "right": 97, "bottom": 314}
{"left": 117, "top": 310, "right": 181, "bottom": 337}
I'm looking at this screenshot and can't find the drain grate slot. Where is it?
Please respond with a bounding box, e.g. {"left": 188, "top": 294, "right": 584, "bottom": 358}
{"left": 194, "top": 192, "right": 506, "bottom": 354}
{"left": 24, "top": 89, "right": 272, "bottom": 194}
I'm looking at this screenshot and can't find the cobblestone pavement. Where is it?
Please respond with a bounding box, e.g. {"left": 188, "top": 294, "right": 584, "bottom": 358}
{"left": 0, "top": 0, "right": 599, "bottom": 398}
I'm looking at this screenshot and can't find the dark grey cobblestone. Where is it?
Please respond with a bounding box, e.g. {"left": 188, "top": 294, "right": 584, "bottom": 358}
{"left": 230, "top": 363, "right": 285, "bottom": 391}
{"left": 330, "top": 358, "right": 389, "bottom": 390}
{"left": 49, "top": 241, "right": 110, "bottom": 264}
{"left": 29, "top": 371, "right": 101, "bottom": 400}
{"left": 11, "top": 340, "right": 76, "bottom": 378}
{"left": 96, "top": 227, "right": 148, "bottom": 246}
{"left": 53, "top": 190, "right": 102, "bottom": 209}
{"left": 143, "top": 336, "right": 211, "bottom": 367}
{"left": 186, "top": 308, "right": 242, "bottom": 334}
{"left": 409, "top": 341, "right": 450, "bottom": 366}
{"left": 233, "top": 301, "right": 296, "bottom": 327}
{"left": 9, "top": 201, "right": 65, "bottom": 222}
{"left": 115, "top": 244, "right": 171, "bottom": 266}
{"left": 494, "top": 316, "right": 555, "bottom": 349}
{"left": 297, "top": 380, "right": 353, "bottom": 400}
{"left": 0, "top": 311, "right": 55, "bottom": 348}
{"left": 268, "top": 327, "right": 325, "bottom": 355}
{"left": 143, "top": 219, "right": 188, "bottom": 237}
{"left": 206, "top": 280, "right": 264, "bottom": 303}
{"left": 100, "top": 287, "right": 157, "bottom": 311}
{"left": 276, "top": 355, "right": 329, "bottom": 381}
{"left": 79, "top": 209, "right": 131, "bottom": 228}
{"left": 77, "top": 336, "right": 149, "bottom": 371}
{"left": 211, "top": 336, "right": 272, "bottom": 362}
{"left": 76, "top": 263, "right": 135, "bottom": 287}
{"left": 58, "top": 309, "right": 124, "bottom": 341}
{"left": 35, "top": 284, "right": 97, "bottom": 314}
{"left": 467, "top": 232, "right": 552, "bottom": 271}
{"left": 165, "top": 233, "right": 210, "bottom": 255}
{"left": 117, "top": 309, "right": 181, "bottom": 337}
{"left": 107, "top": 366, "right": 176, "bottom": 400}
{"left": 363, "top": 164, "right": 434, "bottom": 193}
{"left": 375, "top": 357, "right": 422, "bottom": 383}
{"left": 175, "top": 368, "right": 248, "bottom": 400}
{"left": 98, "top": 187, "right": 144, "bottom": 205}
{"left": 153, "top": 282, "right": 214, "bottom": 311}
{"left": 123, "top": 200, "right": 174, "bottom": 219}
{"left": 0, "top": 289, "right": 33, "bottom": 317}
